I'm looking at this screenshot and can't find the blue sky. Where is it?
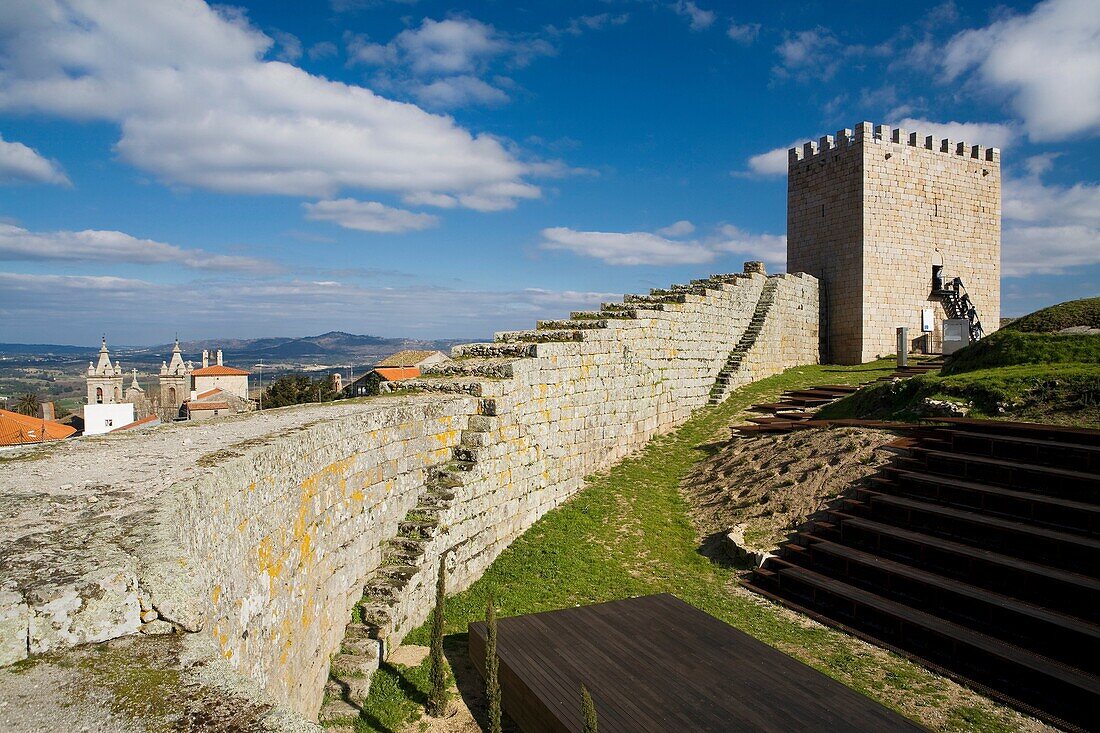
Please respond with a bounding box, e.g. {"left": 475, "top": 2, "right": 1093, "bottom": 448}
{"left": 0, "top": 0, "right": 1097, "bottom": 345}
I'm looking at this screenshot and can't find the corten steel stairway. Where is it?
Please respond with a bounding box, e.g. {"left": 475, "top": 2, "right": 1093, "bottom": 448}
{"left": 937, "top": 276, "right": 985, "bottom": 342}
{"left": 743, "top": 418, "right": 1100, "bottom": 732}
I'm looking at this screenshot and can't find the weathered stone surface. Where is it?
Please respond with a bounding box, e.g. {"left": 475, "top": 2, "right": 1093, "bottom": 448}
{"left": 920, "top": 397, "right": 971, "bottom": 417}
{"left": 3, "top": 271, "right": 819, "bottom": 727}
{"left": 0, "top": 590, "right": 28, "bottom": 666}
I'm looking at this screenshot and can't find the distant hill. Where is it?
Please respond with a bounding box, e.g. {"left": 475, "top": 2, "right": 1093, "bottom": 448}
{"left": 152, "top": 332, "right": 474, "bottom": 365}
{"left": 0, "top": 331, "right": 473, "bottom": 364}
{"left": 0, "top": 343, "right": 95, "bottom": 355}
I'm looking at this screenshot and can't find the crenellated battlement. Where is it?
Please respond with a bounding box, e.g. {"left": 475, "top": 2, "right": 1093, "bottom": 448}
{"left": 788, "top": 121, "right": 1000, "bottom": 168}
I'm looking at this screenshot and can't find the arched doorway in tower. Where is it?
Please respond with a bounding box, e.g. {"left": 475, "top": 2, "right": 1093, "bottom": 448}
{"left": 168, "top": 387, "right": 177, "bottom": 405}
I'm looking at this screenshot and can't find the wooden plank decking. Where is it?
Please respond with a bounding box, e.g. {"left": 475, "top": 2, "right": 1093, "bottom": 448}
{"left": 469, "top": 594, "right": 926, "bottom": 732}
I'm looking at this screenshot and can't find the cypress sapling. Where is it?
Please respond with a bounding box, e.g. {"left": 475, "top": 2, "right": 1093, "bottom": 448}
{"left": 485, "top": 594, "right": 502, "bottom": 733}
{"left": 427, "top": 553, "right": 449, "bottom": 716}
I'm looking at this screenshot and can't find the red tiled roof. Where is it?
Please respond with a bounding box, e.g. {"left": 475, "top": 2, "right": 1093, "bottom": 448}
{"left": 373, "top": 367, "right": 420, "bottom": 381}
{"left": 195, "top": 388, "right": 224, "bottom": 400}
{"left": 111, "top": 414, "right": 160, "bottom": 432}
{"left": 191, "top": 365, "right": 249, "bottom": 376}
{"left": 0, "top": 409, "right": 76, "bottom": 446}
{"left": 188, "top": 402, "right": 231, "bottom": 411}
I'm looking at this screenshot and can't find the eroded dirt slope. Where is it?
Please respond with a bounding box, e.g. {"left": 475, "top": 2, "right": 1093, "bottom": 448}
{"left": 681, "top": 427, "right": 897, "bottom": 557}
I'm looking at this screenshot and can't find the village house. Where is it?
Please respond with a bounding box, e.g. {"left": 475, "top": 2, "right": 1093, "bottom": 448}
{"left": 341, "top": 350, "right": 446, "bottom": 397}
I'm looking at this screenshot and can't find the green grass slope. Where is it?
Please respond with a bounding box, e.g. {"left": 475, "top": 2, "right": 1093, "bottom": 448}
{"left": 348, "top": 360, "right": 1039, "bottom": 733}
{"left": 1001, "top": 296, "right": 1100, "bottom": 333}
{"left": 819, "top": 302, "right": 1100, "bottom": 427}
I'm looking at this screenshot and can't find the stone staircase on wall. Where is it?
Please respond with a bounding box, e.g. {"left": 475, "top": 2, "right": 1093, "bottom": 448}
{"left": 708, "top": 277, "right": 780, "bottom": 405}
{"left": 322, "top": 264, "right": 809, "bottom": 722}
{"left": 322, "top": 406, "right": 504, "bottom": 722}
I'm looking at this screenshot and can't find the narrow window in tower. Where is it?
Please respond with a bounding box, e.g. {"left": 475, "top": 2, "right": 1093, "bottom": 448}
{"left": 821, "top": 204, "right": 825, "bottom": 218}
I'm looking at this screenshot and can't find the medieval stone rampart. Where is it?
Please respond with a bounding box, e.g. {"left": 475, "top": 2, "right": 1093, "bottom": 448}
{"left": 0, "top": 268, "right": 817, "bottom": 722}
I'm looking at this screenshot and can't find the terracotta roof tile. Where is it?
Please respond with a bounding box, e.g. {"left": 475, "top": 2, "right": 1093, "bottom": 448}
{"left": 188, "top": 402, "right": 231, "bottom": 411}
{"left": 0, "top": 409, "right": 76, "bottom": 446}
{"left": 111, "top": 414, "right": 161, "bottom": 432}
{"left": 191, "top": 365, "right": 249, "bottom": 376}
{"left": 373, "top": 367, "right": 420, "bottom": 381}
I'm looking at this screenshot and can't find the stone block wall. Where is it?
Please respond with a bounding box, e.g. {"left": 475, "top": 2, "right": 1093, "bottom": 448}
{"left": 371, "top": 271, "right": 818, "bottom": 656}
{"left": 788, "top": 121, "right": 1000, "bottom": 364}
{"left": 137, "top": 397, "right": 477, "bottom": 716}
{"left": 1, "top": 269, "right": 818, "bottom": 723}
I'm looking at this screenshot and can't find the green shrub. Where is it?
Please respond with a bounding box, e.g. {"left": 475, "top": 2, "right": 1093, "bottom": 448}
{"left": 581, "top": 684, "right": 598, "bottom": 733}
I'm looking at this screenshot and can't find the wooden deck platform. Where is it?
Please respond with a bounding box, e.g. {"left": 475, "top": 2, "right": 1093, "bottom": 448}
{"left": 468, "top": 594, "right": 926, "bottom": 732}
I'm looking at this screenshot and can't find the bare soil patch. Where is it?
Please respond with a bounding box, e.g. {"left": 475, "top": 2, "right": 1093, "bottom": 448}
{"left": 681, "top": 427, "right": 897, "bottom": 558}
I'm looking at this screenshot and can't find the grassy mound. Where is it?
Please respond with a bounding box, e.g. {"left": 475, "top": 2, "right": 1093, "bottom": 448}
{"left": 1001, "top": 296, "right": 1100, "bottom": 333}
{"left": 817, "top": 364, "right": 1100, "bottom": 427}
{"left": 819, "top": 299, "right": 1100, "bottom": 427}
{"left": 941, "top": 330, "right": 1100, "bottom": 375}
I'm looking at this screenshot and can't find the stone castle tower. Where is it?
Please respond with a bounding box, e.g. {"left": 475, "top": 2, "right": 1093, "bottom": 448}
{"left": 159, "top": 338, "right": 192, "bottom": 413}
{"left": 86, "top": 337, "right": 124, "bottom": 404}
{"left": 787, "top": 121, "right": 1001, "bottom": 364}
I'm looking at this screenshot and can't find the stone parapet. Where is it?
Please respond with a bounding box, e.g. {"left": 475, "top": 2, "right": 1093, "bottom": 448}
{"left": 1, "top": 269, "right": 819, "bottom": 724}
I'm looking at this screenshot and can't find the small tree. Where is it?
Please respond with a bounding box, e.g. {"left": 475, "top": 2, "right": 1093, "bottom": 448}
{"left": 14, "top": 393, "right": 41, "bottom": 417}
{"left": 485, "top": 594, "right": 502, "bottom": 733}
{"left": 581, "top": 684, "right": 598, "bottom": 733}
{"left": 426, "top": 553, "right": 449, "bottom": 716}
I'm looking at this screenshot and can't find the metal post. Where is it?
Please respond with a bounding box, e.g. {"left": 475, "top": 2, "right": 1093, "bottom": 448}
{"left": 897, "top": 327, "right": 908, "bottom": 368}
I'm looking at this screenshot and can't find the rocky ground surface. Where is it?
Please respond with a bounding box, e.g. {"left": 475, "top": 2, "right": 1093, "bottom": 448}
{"left": 681, "top": 426, "right": 898, "bottom": 560}
{"left": 0, "top": 633, "right": 313, "bottom": 733}
{"left": 0, "top": 393, "right": 461, "bottom": 733}
{"left": 0, "top": 394, "right": 451, "bottom": 665}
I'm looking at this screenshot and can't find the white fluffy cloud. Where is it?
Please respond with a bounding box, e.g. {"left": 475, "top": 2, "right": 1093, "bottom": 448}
{"left": 734, "top": 139, "right": 810, "bottom": 178}
{"left": 893, "top": 118, "right": 1016, "bottom": 149}
{"left": 1004, "top": 174, "right": 1100, "bottom": 229}
{"left": 672, "top": 2, "right": 715, "bottom": 32}
{"left": 727, "top": 22, "right": 761, "bottom": 45}
{"left": 540, "top": 222, "right": 785, "bottom": 267}
{"left": 552, "top": 14, "right": 631, "bottom": 37}
{"left": 0, "top": 1, "right": 538, "bottom": 208}
{"left": 710, "top": 225, "right": 787, "bottom": 267}
{"left": 410, "top": 75, "right": 510, "bottom": 108}
{"left": 303, "top": 199, "right": 439, "bottom": 233}
{"left": 1002, "top": 225, "right": 1100, "bottom": 276}
{"left": 541, "top": 227, "right": 714, "bottom": 266}
{"left": 0, "top": 223, "right": 277, "bottom": 273}
{"left": 1001, "top": 163, "right": 1100, "bottom": 276}
{"left": 655, "top": 220, "right": 696, "bottom": 237}
{"left": 347, "top": 17, "right": 553, "bottom": 109}
{"left": 0, "top": 134, "right": 69, "bottom": 185}
{"left": 944, "top": 0, "right": 1100, "bottom": 140}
